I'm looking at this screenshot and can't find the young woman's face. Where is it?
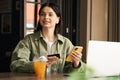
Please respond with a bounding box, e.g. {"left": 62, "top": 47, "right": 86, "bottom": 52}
{"left": 39, "top": 6, "right": 59, "bottom": 29}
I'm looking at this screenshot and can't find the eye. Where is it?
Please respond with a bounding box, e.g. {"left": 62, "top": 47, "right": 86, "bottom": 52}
{"left": 49, "top": 13, "right": 54, "bottom": 17}
{"left": 40, "top": 13, "right": 45, "bottom": 16}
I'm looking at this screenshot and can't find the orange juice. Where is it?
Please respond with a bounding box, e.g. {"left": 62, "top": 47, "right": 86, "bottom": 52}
{"left": 34, "top": 61, "right": 46, "bottom": 78}
{"left": 66, "top": 46, "right": 83, "bottom": 62}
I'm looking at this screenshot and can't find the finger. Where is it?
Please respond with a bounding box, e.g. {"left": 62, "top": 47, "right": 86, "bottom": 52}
{"left": 47, "top": 56, "right": 58, "bottom": 62}
{"left": 74, "top": 51, "right": 82, "bottom": 56}
{"left": 71, "top": 53, "right": 82, "bottom": 61}
{"left": 47, "top": 61, "right": 54, "bottom": 67}
{"left": 71, "top": 52, "right": 82, "bottom": 59}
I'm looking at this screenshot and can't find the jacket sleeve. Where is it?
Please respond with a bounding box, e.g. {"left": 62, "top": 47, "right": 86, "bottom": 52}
{"left": 63, "top": 61, "right": 86, "bottom": 73}
{"left": 62, "top": 38, "right": 86, "bottom": 73}
{"left": 10, "top": 37, "right": 34, "bottom": 73}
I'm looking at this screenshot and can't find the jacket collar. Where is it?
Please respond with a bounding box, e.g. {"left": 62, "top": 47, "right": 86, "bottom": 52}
{"left": 33, "top": 31, "right": 64, "bottom": 43}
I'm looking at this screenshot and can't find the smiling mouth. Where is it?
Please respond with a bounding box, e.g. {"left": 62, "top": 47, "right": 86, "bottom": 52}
{"left": 43, "top": 21, "right": 50, "bottom": 24}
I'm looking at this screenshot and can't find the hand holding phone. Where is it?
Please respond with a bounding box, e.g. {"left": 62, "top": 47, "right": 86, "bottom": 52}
{"left": 66, "top": 46, "right": 83, "bottom": 62}
{"left": 47, "top": 54, "right": 60, "bottom": 67}
{"left": 47, "top": 54, "right": 60, "bottom": 59}
{"left": 47, "top": 54, "right": 60, "bottom": 62}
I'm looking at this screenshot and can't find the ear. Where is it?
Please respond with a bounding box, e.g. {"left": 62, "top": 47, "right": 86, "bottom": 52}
{"left": 56, "top": 17, "right": 60, "bottom": 24}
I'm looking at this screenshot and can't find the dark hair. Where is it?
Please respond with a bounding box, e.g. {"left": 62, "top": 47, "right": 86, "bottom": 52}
{"left": 35, "top": 2, "right": 63, "bottom": 34}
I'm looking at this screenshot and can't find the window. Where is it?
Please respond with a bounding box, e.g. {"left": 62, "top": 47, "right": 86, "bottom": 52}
{"left": 25, "top": 0, "right": 41, "bottom": 35}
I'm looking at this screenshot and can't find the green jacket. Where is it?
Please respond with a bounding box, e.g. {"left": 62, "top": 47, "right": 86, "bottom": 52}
{"left": 10, "top": 31, "right": 86, "bottom": 73}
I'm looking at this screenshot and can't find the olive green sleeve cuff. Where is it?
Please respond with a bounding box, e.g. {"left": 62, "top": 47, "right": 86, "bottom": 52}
{"left": 10, "top": 60, "right": 35, "bottom": 73}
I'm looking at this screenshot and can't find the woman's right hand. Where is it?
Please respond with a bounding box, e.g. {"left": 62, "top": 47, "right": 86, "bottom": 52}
{"left": 47, "top": 56, "right": 58, "bottom": 67}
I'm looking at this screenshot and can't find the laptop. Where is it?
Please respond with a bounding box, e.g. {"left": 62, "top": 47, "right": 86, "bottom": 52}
{"left": 87, "top": 40, "right": 120, "bottom": 77}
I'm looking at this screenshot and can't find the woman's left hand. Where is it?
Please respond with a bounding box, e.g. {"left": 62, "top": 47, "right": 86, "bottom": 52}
{"left": 71, "top": 51, "right": 82, "bottom": 68}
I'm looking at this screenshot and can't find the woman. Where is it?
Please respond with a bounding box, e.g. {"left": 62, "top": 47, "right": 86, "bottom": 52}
{"left": 10, "top": 2, "right": 86, "bottom": 73}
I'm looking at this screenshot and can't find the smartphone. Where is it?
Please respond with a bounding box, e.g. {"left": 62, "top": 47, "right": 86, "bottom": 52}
{"left": 66, "top": 46, "right": 83, "bottom": 62}
{"left": 47, "top": 54, "right": 60, "bottom": 59}
{"left": 71, "top": 46, "right": 83, "bottom": 53}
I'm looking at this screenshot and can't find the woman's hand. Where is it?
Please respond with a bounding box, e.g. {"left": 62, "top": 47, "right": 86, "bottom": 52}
{"left": 71, "top": 51, "right": 82, "bottom": 68}
{"left": 46, "top": 56, "right": 58, "bottom": 67}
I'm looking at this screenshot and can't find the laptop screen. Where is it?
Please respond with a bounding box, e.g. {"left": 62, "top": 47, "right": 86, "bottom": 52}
{"left": 87, "top": 40, "right": 120, "bottom": 77}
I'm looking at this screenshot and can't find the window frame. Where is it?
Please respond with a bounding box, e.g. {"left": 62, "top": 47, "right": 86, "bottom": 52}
{"left": 25, "top": 0, "right": 41, "bottom": 35}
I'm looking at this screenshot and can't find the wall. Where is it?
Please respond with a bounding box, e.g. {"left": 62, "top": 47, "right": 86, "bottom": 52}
{"left": 0, "top": 0, "right": 21, "bottom": 72}
{"left": 79, "top": 0, "right": 88, "bottom": 62}
{"left": 87, "top": 0, "right": 120, "bottom": 41}
{"left": 108, "top": 0, "right": 120, "bottom": 41}
{"left": 88, "top": 0, "right": 108, "bottom": 40}
{"left": 86, "top": 0, "right": 120, "bottom": 63}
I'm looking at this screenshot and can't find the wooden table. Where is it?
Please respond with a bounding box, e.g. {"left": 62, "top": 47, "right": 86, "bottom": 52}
{"left": 0, "top": 72, "right": 120, "bottom": 80}
{"left": 0, "top": 72, "right": 68, "bottom": 80}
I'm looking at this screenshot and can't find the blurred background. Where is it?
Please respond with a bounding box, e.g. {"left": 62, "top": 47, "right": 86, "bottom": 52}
{"left": 0, "top": 0, "right": 119, "bottom": 72}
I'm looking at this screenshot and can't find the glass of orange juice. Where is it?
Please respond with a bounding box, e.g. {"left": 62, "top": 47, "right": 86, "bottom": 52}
{"left": 34, "top": 56, "right": 48, "bottom": 79}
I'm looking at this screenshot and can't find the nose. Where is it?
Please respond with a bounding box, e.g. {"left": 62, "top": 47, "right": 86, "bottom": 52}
{"left": 44, "top": 14, "right": 49, "bottom": 19}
